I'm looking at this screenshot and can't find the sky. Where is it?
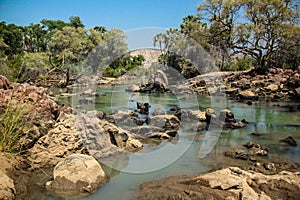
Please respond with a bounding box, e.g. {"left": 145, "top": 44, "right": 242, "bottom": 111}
{"left": 0, "top": 0, "right": 200, "bottom": 31}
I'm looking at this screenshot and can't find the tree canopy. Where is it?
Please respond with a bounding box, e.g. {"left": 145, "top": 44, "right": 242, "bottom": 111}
{"left": 158, "top": 0, "right": 300, "bottom": 74}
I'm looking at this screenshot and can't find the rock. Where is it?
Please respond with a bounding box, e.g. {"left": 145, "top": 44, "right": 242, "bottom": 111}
{"left": 226, "top": 121, "right": 247, "bottom": 129}
{"left": 0, "top": 75, "right": 12, "bottom": 90}
{"left": 137, "top": 102, "right": 150, "bottom": 115}
{"left": 96, "top": 111, "right": 106, "bottom": 119}
{"left": 139, "top": 167, "right": 300, "bottom": 200}
{"left": 148, "top": 115, "right": 181, "bottom": 131}
{"left": 243, "top": 141, "right": 265, "bottom": 150}
{"left": 225, "top": 88, "right": 240, "bottom": 95}
{"left": 139, "top": 70, "right": 169, "bottom": 93}
{"left": 27, "top": 113, "right": 87, "bottom": 169}
{"left": 130, "top": 126, "right": 163, "bottom": 136}
{"left": 266, "top": 84, "right": 279, "bottom": 92}
{"left": 46, "top": 154, "right": 106, "bottom": 194}
{"left": 106, "top": 110, "right": 142, "bottom": 126}
{"left": 146, "top": 132, "right": 171, "bottom": 140}
{"left": 238, "top": 90, "right": 256, "bottom": 100}
{"left": 101, "top": 121, "right": 143, "bottom": 152}
{"left": 219, "top": 109, "right": 236, "bottom": 123}
{"left": 152, "top": 108, "right": 166, "bottom": 116}
{"left": 79, "top": 98, "right": 94, "bottom": 104}
{"left": 294, "top": 87, "right": 300, "bottom": 96}
{"left": 280, "top": 136, "right": 297, "bottom": 146}
{"left": 125, "top": 84, "right": 140, "bottom": 92}
{"left": 82, "top": 89, "right": 93, "bottom": 95}
{"left": 0, "top": 169, "right": 16, "bottom": 200}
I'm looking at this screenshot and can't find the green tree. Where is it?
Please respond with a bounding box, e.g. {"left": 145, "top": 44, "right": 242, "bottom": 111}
{"left": 196, "top": 0, "right": 300, "bottom": 73}
{"left": 69, "top": 16, "right": 85, "bottom": 28}
{"left": 21, "top": 23, "right": 48, "bottom": 53}
{"left": 48, "top": 26, "right": 93, "bottom": 85}
{"left": 0, "top": 22, "right": 23, "bottom": 57}
{"left": 85, "top": 28, "right": 128, "bottom": 74}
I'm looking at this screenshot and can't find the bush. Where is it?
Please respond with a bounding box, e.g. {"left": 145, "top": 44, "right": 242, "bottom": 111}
{"left": 222, "top": 56, "right": 256, "bottom": 71}
{"left": 0, "top": 95, "right": 29, "bottom": 154}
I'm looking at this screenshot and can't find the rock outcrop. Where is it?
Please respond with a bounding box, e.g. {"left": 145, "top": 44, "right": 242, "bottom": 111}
{"left": 138, "top": 167, "right": 300, "bottom": 200}
{"left": 0, "top": 169, "right": 16, "bottom": 200}
{"left": 45, "top": 154, "right": 106, "bottom": 195}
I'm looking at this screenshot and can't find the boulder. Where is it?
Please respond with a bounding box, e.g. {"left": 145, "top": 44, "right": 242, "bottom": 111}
{"left": 238, "top": 90, "right": 256, "bottom": 100}
{"left": 101, "top": 121, "right": 143, "bottom": 152}
{"left": 152, "top": 108, "right": 166, "bottom": 116}
{"left": 130, "top": 126, "right": 163, "bottom": 136}
{"left": 148, "top": 115, "right": 180, "bottom": 131}
{"left": 106, "top": 110, "right": 143, "bottom": 126}
{"left": 136, "top": 102, "right": 151, "bottom": 115}
{"left": 219, "top": 109, "right": 236, "bottom": 123}
{"left": 0, "top": 75, "right": 12, "bottom": 90}
{"left": 0, "top": 169, "right": 16, "bottom": 200}
{"left": 46, "top": 154, "right": 106, "bottom": 194}
{"left": 125, "top": 84, "right": 140, "bottom": 92}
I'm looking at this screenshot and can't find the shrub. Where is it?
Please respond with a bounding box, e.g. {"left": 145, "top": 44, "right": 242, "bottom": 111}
{"left": 0, "top": 95, "right": 30, "bottom": 154}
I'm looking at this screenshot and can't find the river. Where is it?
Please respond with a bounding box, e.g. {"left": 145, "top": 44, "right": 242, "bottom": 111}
{"left": 36, "top": 85, "right": 300, "bottom": 200}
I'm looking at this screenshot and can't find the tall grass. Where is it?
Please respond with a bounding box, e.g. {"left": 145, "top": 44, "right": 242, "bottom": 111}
{"left": 0, "top": 93, "right": 29, "bottom": 154}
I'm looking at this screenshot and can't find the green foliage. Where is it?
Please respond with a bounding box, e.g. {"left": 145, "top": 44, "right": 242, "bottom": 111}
{"left": 103, "top": 54, "right": 145, "bottom": 77}
{"left": 85, "top": 28, "right": 128, "bottom": 74}
{"left": 0, "top": 95, "right": 29, "bottom": 154}
{"left": 222, "top": 55, "right": 256, "bottom": 71}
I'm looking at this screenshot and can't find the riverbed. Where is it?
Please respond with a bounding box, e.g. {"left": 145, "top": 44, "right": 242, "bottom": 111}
{"left": 41, "top": 85, "right": 300, "bottom": 200}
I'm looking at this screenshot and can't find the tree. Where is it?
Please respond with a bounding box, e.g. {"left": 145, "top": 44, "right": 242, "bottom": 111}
{"left": 0, "top": 22, "right": 23, "bottom": 57}
{"left": 69, "top": 16, "right": 84, "bottom": 28}
{"left": 196, "top": 0, "right": 300, "bottom": 73}
{"left": 21, "top": 23, "right": 48, "bottom": 53}
{"left": 85, "top": 28, "right": 128, "bottom": 74}
{"left": 41, "top": 19, "right": 68, "bottom": 32}
{"left": 48, "top": 26, "right": 93, "bottom": 85}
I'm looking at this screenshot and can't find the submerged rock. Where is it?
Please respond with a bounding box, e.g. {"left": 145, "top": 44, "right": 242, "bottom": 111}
{"left": 46, "top": 154, "right": 106, "bottom": 194}
{"left": 280, "top": 136, "right": 297, "bottom": 146}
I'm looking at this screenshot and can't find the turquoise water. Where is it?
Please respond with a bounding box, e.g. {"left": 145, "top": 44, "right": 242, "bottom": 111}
{"left": 53, "top": 86, "right": 300, "bottom": 200}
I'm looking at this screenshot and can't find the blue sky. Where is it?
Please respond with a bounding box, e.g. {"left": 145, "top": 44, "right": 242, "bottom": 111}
{"left": 0, "top": 0, "right": 200, "bottom": 31}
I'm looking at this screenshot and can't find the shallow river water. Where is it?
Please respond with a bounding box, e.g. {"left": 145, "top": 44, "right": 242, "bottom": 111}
{"left": 37, "top": 85, "right": 300, "bottom": 200}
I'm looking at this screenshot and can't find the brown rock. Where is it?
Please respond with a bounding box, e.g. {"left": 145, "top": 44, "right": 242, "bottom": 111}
{"left": 45, "top": 154, "right": 107, "bottom": 194}
{"left": 0, "top": 169, "right": 16, "bottom": 200}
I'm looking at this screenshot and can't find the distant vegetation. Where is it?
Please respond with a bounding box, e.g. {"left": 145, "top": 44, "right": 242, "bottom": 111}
{"left": 0, "top": 16, "right": 144, "bottom": 85}
{"left": 153, "top": 0, "right": 300, "bottom": 76}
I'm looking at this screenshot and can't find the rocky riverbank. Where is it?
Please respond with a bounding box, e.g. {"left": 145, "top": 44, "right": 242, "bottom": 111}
{"left": 1, "top": 65, "right": 300, "bottom": 200}
{"left": 174, "top": 67, "right": 300, "bottom": 102}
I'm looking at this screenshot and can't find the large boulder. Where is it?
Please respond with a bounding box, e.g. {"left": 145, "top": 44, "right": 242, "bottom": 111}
{"left": 148, "top": 115, "right": 180, "bottom": 131}
{"left": 46, "top": 154, "right": 106, "bottom": 194}
{"left": 101, "top": 121, "right": 143, "bottom": 152}
{"left": 0, "top": 169, "right": 16, "bottom": 200}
